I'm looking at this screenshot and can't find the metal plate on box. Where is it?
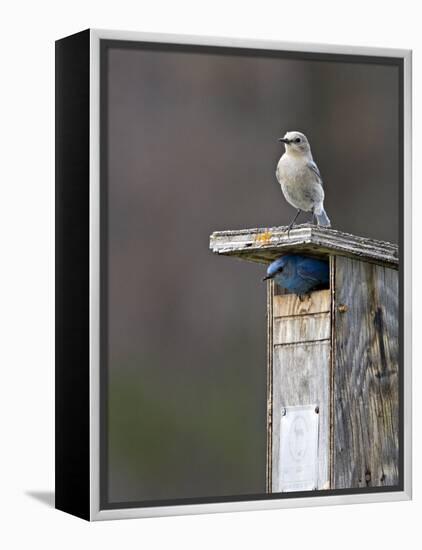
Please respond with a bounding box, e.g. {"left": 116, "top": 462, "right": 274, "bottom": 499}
{"left": 279, "top": 405, "right": 319, "bottom": 492}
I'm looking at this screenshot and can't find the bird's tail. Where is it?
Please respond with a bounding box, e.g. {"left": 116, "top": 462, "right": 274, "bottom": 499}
{"left": 315, "top": 208, "right": 331, "bottom": 227}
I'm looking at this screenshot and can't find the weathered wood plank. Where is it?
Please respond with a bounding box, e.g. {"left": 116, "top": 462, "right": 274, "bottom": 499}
{"left": 273, "top": 313, "right": 330, "bottom": 345}
{"left": 274, "top": 289, "right": 330, "bottom": 318}
{"left": 209, "top": 224, "right": 398, "bottom": 268}
{"left": 271, "top": 289, "right": 331, "bottom": 492}
{"left": 333, "top": 256, "right": 399, "bottom": 489}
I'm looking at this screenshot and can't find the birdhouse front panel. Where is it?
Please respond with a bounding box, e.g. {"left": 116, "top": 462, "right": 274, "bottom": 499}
{"left": 270, "top": 288, "right": 331, "bottom": 492}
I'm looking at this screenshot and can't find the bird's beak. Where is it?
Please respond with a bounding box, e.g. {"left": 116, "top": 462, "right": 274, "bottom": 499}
{"left": 278, "top": 137, "right": 291, "bottom": 144}
{"left": 262, "top": 275, "right": 273, "bottom": 281}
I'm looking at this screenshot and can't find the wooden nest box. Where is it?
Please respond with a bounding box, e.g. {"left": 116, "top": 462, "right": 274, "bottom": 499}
{"left": 209, "top": 224, "right": 399, "bottom": 493}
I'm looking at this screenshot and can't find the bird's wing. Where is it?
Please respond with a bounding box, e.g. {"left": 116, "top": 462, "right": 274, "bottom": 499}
{"left": 296, "top": 258, "right": 327, "bottom": 284}
{"left": 307, "top": 161, "right": 323, "bottom": 185}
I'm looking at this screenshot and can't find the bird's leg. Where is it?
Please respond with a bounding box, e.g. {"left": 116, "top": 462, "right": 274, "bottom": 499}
{"left": 286, "top": 209, "right": 301, "bottom": 236}
{"left": 310, "top": 208, "right": 317, "bottom": 225}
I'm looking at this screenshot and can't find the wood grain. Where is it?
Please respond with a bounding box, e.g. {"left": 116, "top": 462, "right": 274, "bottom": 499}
{"left": 273, "top": 313, "right": 331, "bottom": 345}
{"left": 274, "top": 289, "right": 331, "bottom": 317}
{"left": 210, "top": 224, "right": 398, "bottom": 268}
{"left": 333, "top": 256, "right": 399, "bottom": 489}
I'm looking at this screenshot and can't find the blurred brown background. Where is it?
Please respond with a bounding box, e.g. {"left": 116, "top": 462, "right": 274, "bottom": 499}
{"left": 104, "top": 43, "right": 400, "bottom": 504}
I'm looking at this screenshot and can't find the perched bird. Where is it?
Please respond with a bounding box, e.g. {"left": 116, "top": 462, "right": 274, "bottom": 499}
{"left": 276, "top": 131, "right": 331, "bottom": 230}
{"left": 263, "top": 254, "right": 329, "bottom": 296}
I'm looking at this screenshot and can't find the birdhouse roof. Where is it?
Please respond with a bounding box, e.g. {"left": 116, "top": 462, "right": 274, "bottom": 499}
{"left": 209, "top": 224, "right": 398, "bottom": 268}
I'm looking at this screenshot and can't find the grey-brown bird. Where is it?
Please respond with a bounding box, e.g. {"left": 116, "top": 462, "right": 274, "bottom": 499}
{"left": 276, "top": 131, "right": 331, "bottom": 230}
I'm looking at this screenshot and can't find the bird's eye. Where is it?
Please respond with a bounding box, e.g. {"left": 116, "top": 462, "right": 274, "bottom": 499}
{"left": 294, "top": 137, "right": 301, "bottom": 143}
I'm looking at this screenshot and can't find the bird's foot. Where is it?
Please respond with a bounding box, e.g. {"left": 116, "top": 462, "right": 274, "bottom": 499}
{"left": 298, "top": 293, "right": 311, "bottom": 302}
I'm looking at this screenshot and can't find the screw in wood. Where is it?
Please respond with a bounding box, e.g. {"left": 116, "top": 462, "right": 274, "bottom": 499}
{"left": 338, "top": 304, "right": 349, "bottom": 313}
{"left": 315, "top": 406, "right": 319, "bottom": 414}
{"left": 281, "top": 407, "right": 286, "bottom": 416}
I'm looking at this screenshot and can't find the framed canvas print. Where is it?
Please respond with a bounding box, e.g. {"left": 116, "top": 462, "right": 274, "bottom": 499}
{"left": 55, "top": 29, "right": 412, "bottom": 520}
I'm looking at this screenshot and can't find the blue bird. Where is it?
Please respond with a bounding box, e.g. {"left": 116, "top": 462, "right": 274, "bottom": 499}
{"left": 263, "top": 254, "right": 329, "bottom": 296}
